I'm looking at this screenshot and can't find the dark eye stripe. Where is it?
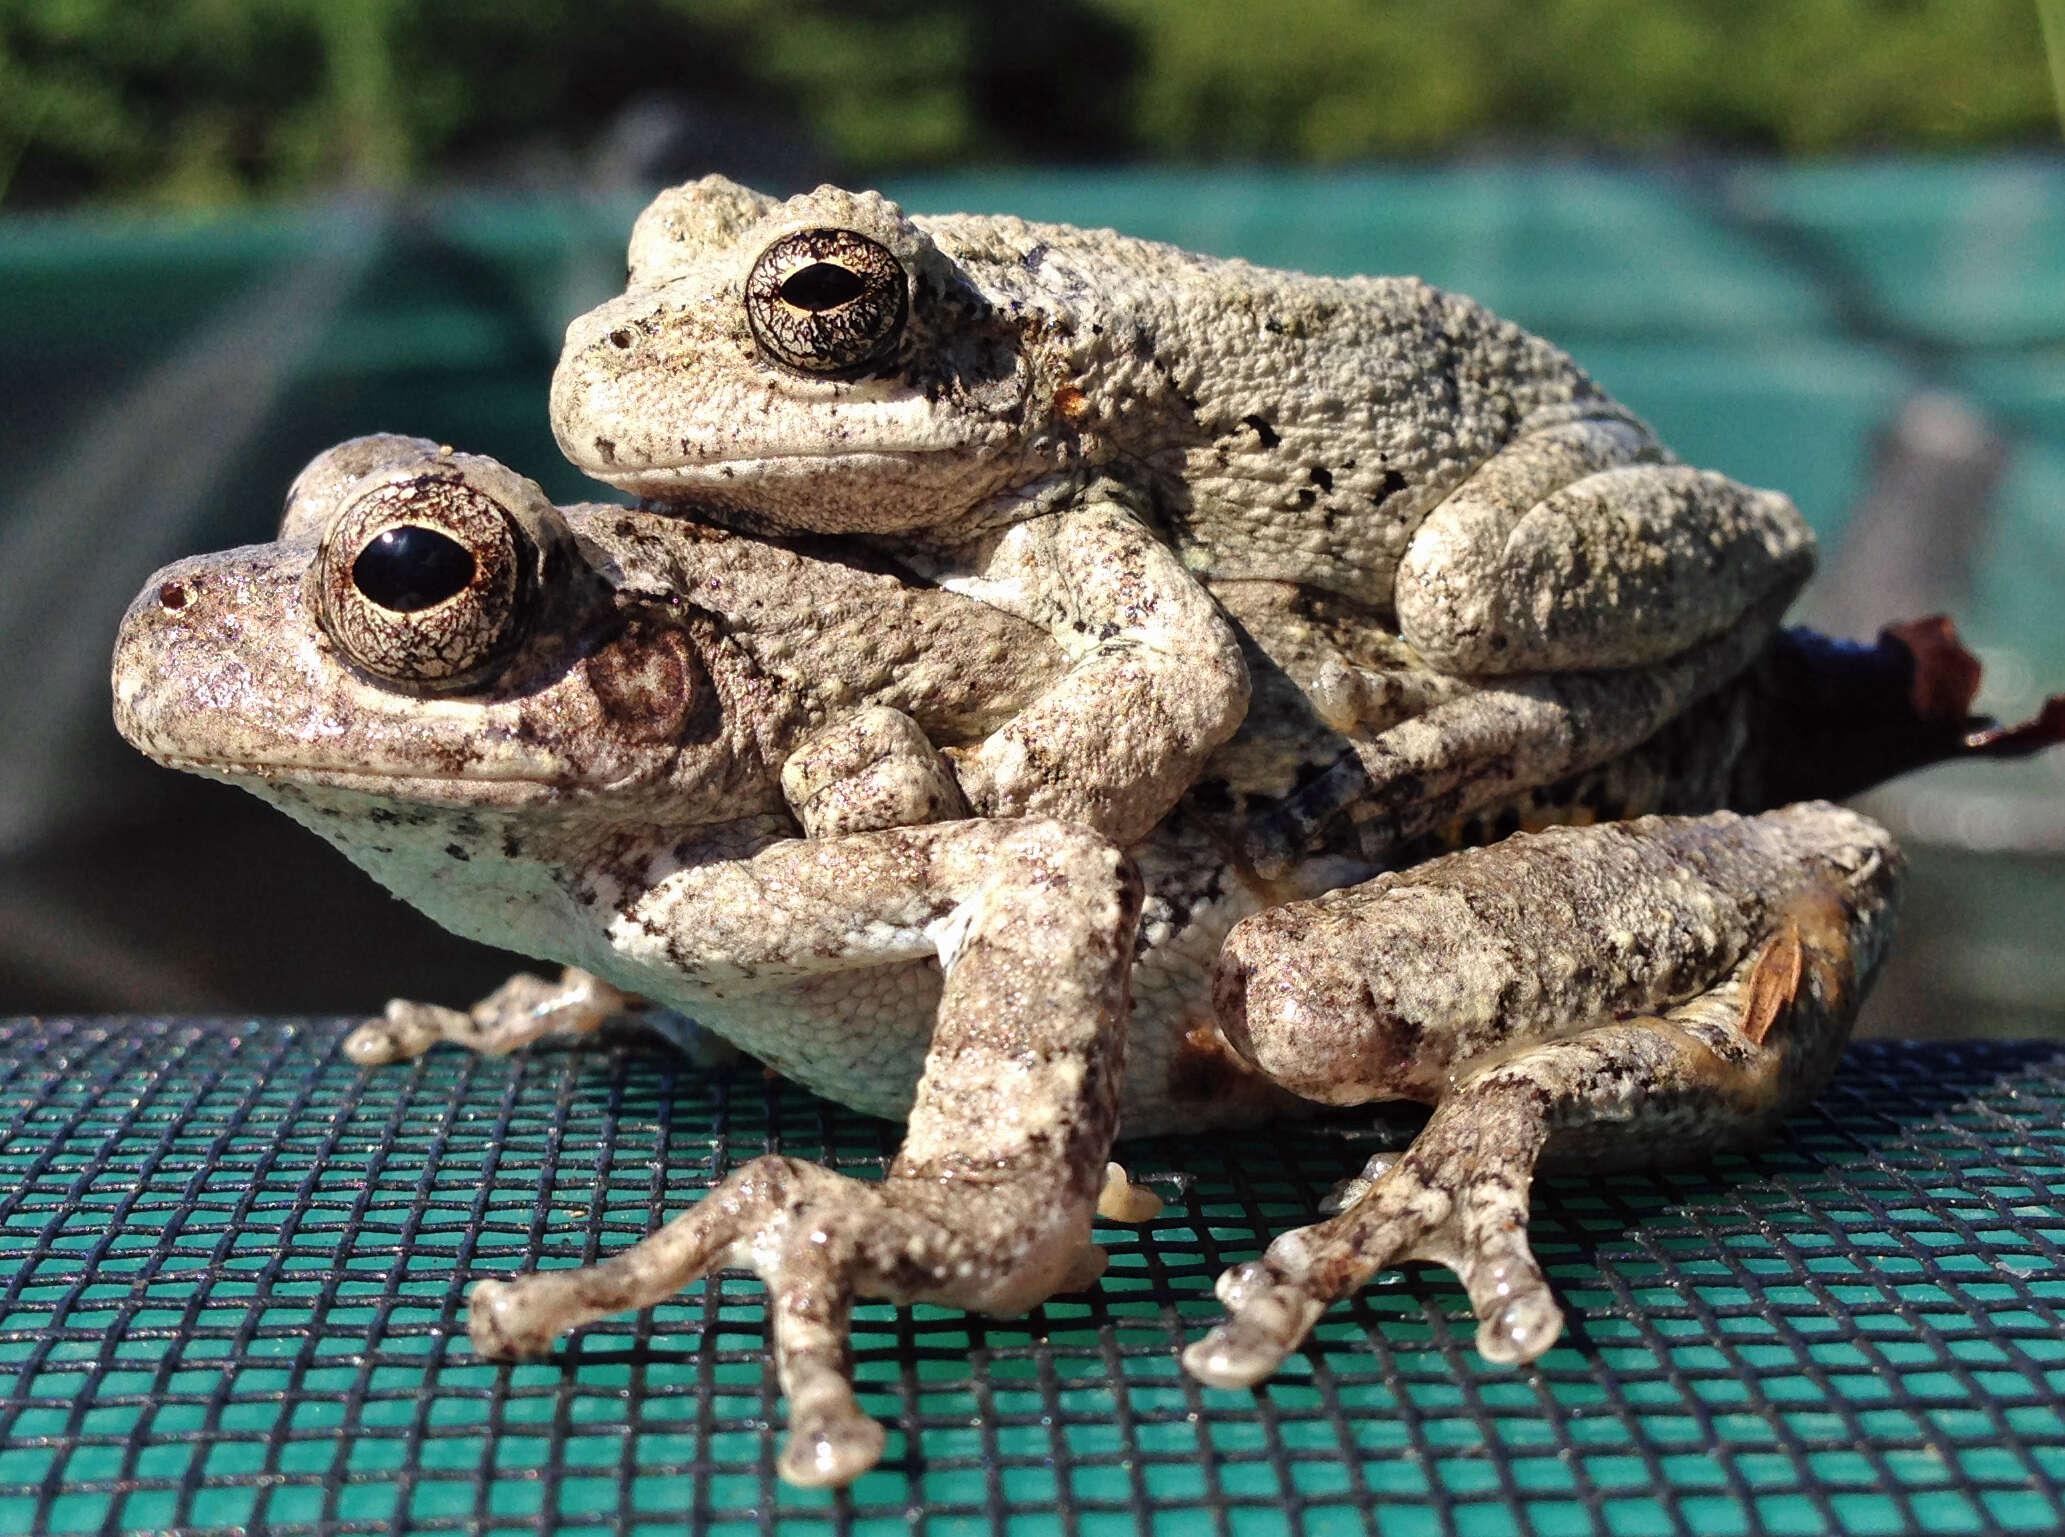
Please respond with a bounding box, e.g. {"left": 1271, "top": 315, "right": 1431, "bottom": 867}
{"left": 352, "top": 525, "right": 476, "bottom": 612}
{"left": 779, "top": 262, "right": 866, "bottom": 311}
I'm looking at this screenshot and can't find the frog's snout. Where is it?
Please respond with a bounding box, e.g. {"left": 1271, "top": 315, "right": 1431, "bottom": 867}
{"left": 111, "top": 555, "right": 229, "bottom": 757}
{"left": 550, "top": 296, "right": 673, "bottom": 481}
{"left": 111, "top": 544, "right": 315, "bottom": 771}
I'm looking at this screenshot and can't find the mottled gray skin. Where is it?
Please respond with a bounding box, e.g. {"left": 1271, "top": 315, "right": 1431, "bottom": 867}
{"left": 114, "top": 442, "right": 1893, "bottom": 1488}
{"left": 552, "top": 177, "right": 1815, "bottom": 849}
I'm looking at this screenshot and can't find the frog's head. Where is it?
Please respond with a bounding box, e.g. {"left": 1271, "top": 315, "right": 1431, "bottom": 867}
{"left": 551, "top": 177, "right": 1064, "bottom": 534}
{"left": 113, "top": 441, "right": 789, "bottom": 875}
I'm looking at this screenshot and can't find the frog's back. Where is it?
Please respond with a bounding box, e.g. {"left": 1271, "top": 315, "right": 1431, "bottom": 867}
{"left": 922, "top": 209, "right": 1643, "bottom": 606}
{"left": 1152, "top": 267, "right": 1641, "bottom": 606}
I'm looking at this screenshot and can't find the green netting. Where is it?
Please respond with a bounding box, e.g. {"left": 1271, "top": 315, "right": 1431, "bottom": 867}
{"left": 884, "top": 166, "right": 1842, "bottom": 342}
{"left": 1, "top": 1018, "right": 2062, "bottom": 1536}
{"left": 1728, "top": 161, "right": 2065, "bottom": 348}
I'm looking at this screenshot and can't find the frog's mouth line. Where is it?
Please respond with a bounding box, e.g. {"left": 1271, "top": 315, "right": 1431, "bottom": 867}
{"left": 593, "top": 448, "right": 940, "bottom": 485}
{"left": 151, "top": 754, "right": 575, "bottom": 805}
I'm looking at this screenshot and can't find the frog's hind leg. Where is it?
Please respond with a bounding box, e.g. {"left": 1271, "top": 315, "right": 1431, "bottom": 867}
{"left": 1394, "top": 416, "right": 1815, "bottom": 677}
{"left": 1245, "top": 414, "right": 1819, "bottom": 871}
{"left": 1188, "top": 803, "right": 1900, "bottom": 1388}
{"left": 1189, "top": 967, "right": 1812, "bottom": 1384}
{"left": 1247, "top": 605, "right": 1781, "bottom": 873}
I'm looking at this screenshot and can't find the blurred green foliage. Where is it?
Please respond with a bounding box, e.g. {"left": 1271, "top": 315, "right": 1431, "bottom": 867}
{"left": 1106, "top": 0, "right": 2059, "bottom": 158}
{"left": 0, "top": 0, "right": 2057, "bottom": 207}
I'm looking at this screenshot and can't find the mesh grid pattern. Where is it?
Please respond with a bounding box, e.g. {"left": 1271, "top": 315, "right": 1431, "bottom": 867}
{"left": 0, "top": 1017, "right": 2062, "bottom": 1536}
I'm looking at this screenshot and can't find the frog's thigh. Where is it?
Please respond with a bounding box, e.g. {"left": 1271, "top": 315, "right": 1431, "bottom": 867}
{"left": 1189, "top": 804, "right": 1900, "bottom": 1388}
{"left": 1217, "top": 804, "right": 1898, "bottom": 1104}
{"left": 1396, "top": 428, "right": 1815, "bottom": 676}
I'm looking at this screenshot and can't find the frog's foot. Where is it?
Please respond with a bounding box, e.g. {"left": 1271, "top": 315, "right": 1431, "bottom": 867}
{"left": 1316, "top": 1152, "right": 1399, "bottom": 1215}
{"left": 467, "top": 1157, "right": 1097, "bottom": 1488}
{"left": 1184, "top": 1081, "right": 1563, "bottom": 1387}
{"left": 1194, "top": 803, "right": 1904, "bottom": 1387}
{"left": 344, "top": 966, "right": 631, "bottom": 1065}
{"left": 1097, "top": 1161, "right": 1165, "bottom": 1223}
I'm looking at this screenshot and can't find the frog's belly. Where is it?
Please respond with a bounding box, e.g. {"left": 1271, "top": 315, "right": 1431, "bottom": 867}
{"left": 622, "top": 837, "right": 1349, "bottom": 1137}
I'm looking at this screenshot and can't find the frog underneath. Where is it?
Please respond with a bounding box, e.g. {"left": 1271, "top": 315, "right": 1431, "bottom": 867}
{"left": 114, "top": 442, "right": 1967, "bottom": 1488}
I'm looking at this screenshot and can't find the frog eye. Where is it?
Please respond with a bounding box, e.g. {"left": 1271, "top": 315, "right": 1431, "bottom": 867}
{"left": 351, "top": 525, "right": 476, "bottom": 611}
{"left": 318, "top": 476, "right": 527, "bottom": 687}
{"left": 744, "top": 228, "right": 907, "bottom": 376}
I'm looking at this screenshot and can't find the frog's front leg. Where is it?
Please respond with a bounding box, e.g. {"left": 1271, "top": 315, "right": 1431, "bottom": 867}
{"left": 779, "top": 705, "right": 970, "bottom": 837}
{"left": 930, "top": 487, "right": 1251, "bottom": 846}
{"left": 1395, "top": 418, "right": 1816, "bottom": 676}
{"left": 344, "top": 966, "right": 631, "bottom": 1065}
{"left": 468, "top": 818, "right": 1141, "bottom": 1487}
{"left": 1190, "top": 802, "right": 1899, "bottom": 1387}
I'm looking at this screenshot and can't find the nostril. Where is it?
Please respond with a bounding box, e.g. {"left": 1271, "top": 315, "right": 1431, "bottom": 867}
{"left": 606, "top": 328, "right": 635, "bottom": 351}
{"left": 158, "top": 581, "right": 190, "bottom": 612}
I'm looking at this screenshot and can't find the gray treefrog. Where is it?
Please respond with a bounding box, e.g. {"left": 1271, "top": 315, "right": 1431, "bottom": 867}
{"left": 113, "top": 441, "right": 2061, "bottom": 1487}
{"left": 551, "top": 177, "right": 1815, "bottom": 853}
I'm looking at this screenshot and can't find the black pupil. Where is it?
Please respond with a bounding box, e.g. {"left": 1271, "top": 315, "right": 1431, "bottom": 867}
{"left": 352, "top": 526, "right": 476, "bottom": 612}
{"left": 779, "top": 261, "right": 866, "bottom": 311}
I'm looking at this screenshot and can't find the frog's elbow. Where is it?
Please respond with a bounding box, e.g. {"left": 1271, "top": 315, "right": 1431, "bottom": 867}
{"left": 1139, "top": 612, "right": 1250, "bottom": 746}
{"left": 1213, "top": 643, "right": 1254, "bottom": 737}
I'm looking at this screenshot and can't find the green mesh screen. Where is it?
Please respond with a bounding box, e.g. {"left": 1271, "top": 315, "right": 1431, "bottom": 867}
{"left": 0, "top": 1018, "right": 2062, "bottom": 1535}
